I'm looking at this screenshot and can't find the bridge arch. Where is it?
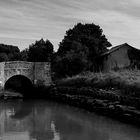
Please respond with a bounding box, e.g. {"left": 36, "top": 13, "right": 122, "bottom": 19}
{"left": 4, "top": 75, "right": 33, "bottom": 95}
{"left": 0, "top": 61, "right": 52, "bottom": 92}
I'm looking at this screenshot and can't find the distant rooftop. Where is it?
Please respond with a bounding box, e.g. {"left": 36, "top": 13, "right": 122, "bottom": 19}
{"left": 101, "top": 43, "right": 139, "bottom": 56}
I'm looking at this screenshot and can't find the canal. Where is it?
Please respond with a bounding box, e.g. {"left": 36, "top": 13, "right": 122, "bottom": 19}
{"left": 0, "top": 99, "right": 140, "bottom": 140}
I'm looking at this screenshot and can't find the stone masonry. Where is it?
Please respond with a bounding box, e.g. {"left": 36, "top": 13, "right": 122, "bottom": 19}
{"left": 0, "top": 61, "right": 52, "bottom": 89}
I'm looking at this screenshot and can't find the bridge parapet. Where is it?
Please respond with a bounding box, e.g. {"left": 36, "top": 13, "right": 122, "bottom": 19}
{"left": 4, "top": 61, "right": 33, "bottom": 69}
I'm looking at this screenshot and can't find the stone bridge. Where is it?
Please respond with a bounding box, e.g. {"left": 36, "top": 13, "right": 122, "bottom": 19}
{"left": 0, "top": 61, "right": 52, "bottom": 91}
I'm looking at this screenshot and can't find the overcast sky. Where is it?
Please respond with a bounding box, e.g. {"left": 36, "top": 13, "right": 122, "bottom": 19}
{"left": 0, "top": 0, "right": 140, "bottom": 50}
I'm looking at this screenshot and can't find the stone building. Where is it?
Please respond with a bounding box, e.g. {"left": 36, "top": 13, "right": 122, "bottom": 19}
{"left": 95, "top": 43, "right": 140, "bottom": 71}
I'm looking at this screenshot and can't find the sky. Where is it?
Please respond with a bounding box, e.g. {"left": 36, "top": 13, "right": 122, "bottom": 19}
{"left": 0, "top": 0, "right": 140, "bottom": 51}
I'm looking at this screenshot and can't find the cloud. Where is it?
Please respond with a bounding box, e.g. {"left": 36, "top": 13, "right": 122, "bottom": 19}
{"left": 0, "top": 0, "right": 140, "bottom": 50}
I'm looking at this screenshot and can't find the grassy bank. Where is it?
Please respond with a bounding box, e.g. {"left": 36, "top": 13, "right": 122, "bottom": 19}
{"left": 56, "top": 70, "right": 140, "bottom": 98}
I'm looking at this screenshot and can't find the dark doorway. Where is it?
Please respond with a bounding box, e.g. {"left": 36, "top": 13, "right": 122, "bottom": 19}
{"left": 4, "top": 75, "right": 33, "bottom": 96}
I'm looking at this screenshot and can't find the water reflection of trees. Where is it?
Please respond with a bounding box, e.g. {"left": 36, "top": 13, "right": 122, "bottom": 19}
{"left": 11, "top": 101, "right": 33, "bottom": 119}
{"left": 0, "top": 101, "right": 55, "bottom": 140}
{"left": 0, "top": 100, "right": 110, "bottom": 140}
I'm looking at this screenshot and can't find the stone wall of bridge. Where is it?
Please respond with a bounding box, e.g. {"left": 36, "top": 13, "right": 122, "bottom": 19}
{"left": 0, "top": 61, "right": 52, "bottom": 89}
{"left": 0, "top": 62, "right": 5, "bottom": 88}
{"left": 4, "top": 61, "right": 34, "bottom": 83}
{"left": 34, "top": 62, "right": 52, "bottom": 86}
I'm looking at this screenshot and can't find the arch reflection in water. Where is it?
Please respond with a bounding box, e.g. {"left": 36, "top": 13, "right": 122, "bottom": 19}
{"left": 0, "top": 100, "right": 140, "bottom": 140}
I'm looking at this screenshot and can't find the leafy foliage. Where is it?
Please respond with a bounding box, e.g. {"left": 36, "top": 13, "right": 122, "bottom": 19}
{"left": 0, "top": 39, "right": 54, "bottom": 63}
{"left": 0, "top": 44, "right": 20, "bottom": 62}
{"left": 54, "top": 23, "right": 111, "bottom": 77}
{"left": 28, "top": 38, "right": 54, "bottom": 62}
{"left": 58, "top": 23, "right": 111, "bottom": 57}
{"left": 20, "top": 48, "right": 29, "bottom": 61}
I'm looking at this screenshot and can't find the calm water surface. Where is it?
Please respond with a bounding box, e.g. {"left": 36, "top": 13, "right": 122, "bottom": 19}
{"left": 0, "top": 99, "right": 140, "bottom": 140}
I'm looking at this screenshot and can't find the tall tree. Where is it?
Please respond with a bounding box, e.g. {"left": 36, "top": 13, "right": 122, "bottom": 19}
{"left": 28, "top": 38, "right": 54, "bottom": 62}
{"left": 58, "top": 23, "right": 111, "bottom": 58}
{"left": 54, "top": 23, "right": 111, "bottom": 77}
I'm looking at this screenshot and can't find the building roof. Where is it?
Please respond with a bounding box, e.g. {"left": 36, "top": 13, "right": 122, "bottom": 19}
{"left": 101, "top": 43, "right": 138, "bottom": 56}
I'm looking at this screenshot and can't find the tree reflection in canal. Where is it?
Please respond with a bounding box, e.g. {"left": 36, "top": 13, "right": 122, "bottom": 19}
{"left": 0, "top": 100, "right": 140, "bottom": 140}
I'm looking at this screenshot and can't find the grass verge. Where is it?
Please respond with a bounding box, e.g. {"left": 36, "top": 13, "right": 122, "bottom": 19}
{"left": 55, "top": 70, "right": 140, "bottom": 98}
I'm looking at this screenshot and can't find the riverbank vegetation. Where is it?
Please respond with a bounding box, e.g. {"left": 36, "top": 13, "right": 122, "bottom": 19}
{"left": 56, "top": 69, "right": 140, "bottom": 98}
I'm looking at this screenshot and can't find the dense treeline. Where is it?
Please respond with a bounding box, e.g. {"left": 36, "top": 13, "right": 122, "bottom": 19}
{"left": 0, "top": 44, "right": 20, "bottom": 61}
{"left": 0, "top": 22, "right": 111, "bottom": 78}
{"left": 0, "top": 39, "right": 54, "bottom": 62}
{"left": 20, "top": 39, "right": 54, "bottom": 62}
